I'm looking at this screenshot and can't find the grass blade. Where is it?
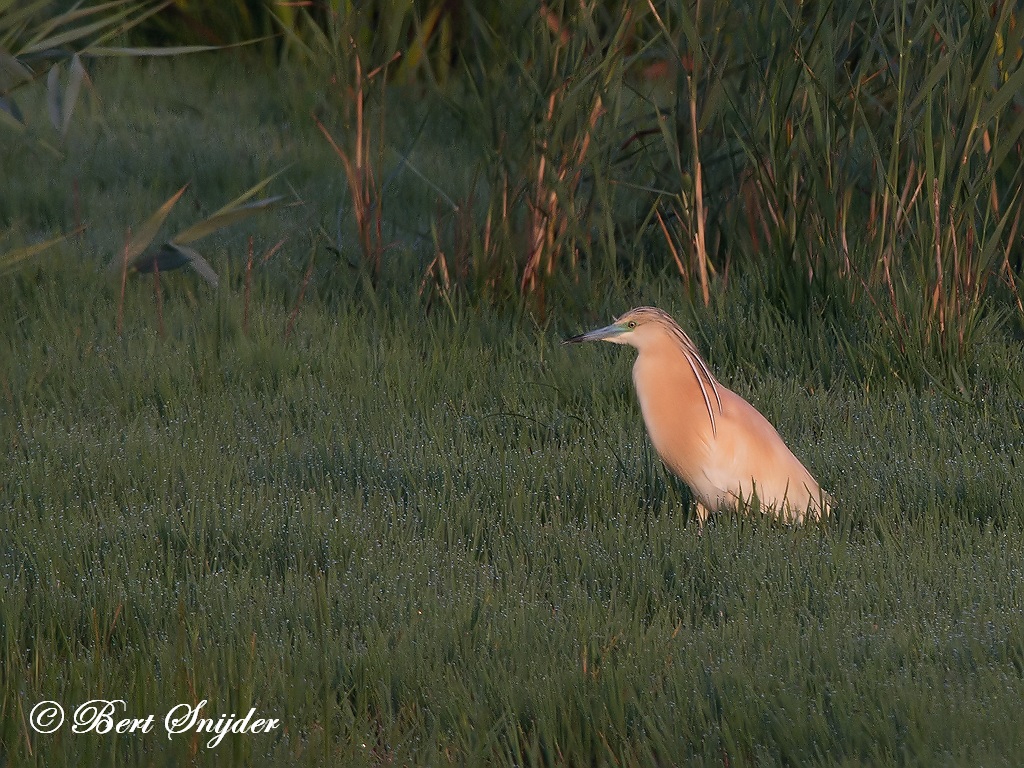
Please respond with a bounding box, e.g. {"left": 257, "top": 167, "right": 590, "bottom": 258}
{"left": 172, "top": 195, "right": 284, "bottom": 245}
{"left": 162, "top": 242, "right": 220, "bottom": 287}
{"left": 129, "top": 242, "right": 219, "bottom": 288}
{"left": 108, "top": 184, "right": 188, "bottom": 270}
{"left": 0, "top": 232, "right": 67, "bottom": 274}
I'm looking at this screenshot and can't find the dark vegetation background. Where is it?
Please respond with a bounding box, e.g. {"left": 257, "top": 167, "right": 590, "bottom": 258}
{"left": 2, "top": 1, "right": 1024, "bottom": 765}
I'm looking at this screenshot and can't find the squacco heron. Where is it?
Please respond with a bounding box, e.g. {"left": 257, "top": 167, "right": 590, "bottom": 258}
{"left": 564, "top": 307, "right": 829, "bottom": 524}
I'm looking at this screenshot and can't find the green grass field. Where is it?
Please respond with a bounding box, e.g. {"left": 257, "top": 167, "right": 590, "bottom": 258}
{"left": 3, "top": 49, "right": 1024, "bottom": 766}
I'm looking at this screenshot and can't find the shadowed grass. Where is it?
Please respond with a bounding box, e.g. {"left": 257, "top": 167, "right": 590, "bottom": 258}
{"left": 2, "top": 256, "right": 1024, "bottom": 765}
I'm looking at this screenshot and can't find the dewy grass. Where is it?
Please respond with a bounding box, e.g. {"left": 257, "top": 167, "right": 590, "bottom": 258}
{"left": 3, "top": 253, "right": 1024, "bottom": 765}
{"left": 2, "top": 49, "right": 1024, "bottom": 766}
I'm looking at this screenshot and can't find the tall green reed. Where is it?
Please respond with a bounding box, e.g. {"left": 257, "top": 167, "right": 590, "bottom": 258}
{"left": 643, "top": 0, "right": 1023, "bottom": 384}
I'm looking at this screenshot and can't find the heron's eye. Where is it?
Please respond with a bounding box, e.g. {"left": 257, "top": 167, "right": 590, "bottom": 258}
{"left": 626, "top": 321, "right": 637, "bottom": 329}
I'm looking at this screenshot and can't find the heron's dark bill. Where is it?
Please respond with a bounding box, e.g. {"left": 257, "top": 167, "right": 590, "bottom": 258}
{"left": 562, "top": 323, "right": 626, "bottom": 345}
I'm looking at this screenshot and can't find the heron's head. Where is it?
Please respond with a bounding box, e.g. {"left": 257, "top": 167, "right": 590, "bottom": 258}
{"left": 562, "top": 307, "right": 675, "bottom": 350}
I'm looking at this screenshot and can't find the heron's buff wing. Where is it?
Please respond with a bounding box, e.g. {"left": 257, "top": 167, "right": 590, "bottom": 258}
{"left": 701, "top": 387, "right": 821, "bottom": 511}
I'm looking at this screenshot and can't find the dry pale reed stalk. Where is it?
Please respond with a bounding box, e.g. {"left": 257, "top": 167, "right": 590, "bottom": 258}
{"left": 117, "top": 227, "right": 130, "bottom": 337}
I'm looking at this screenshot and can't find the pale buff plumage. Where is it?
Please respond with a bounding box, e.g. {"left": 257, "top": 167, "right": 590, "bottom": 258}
{"left": 564, "top": 306, "right": 830, "bottom": 523}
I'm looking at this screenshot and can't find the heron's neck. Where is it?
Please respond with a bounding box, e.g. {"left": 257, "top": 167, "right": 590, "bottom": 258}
{"left": 632, "top": 334, "right": 723, "bottom": 431}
